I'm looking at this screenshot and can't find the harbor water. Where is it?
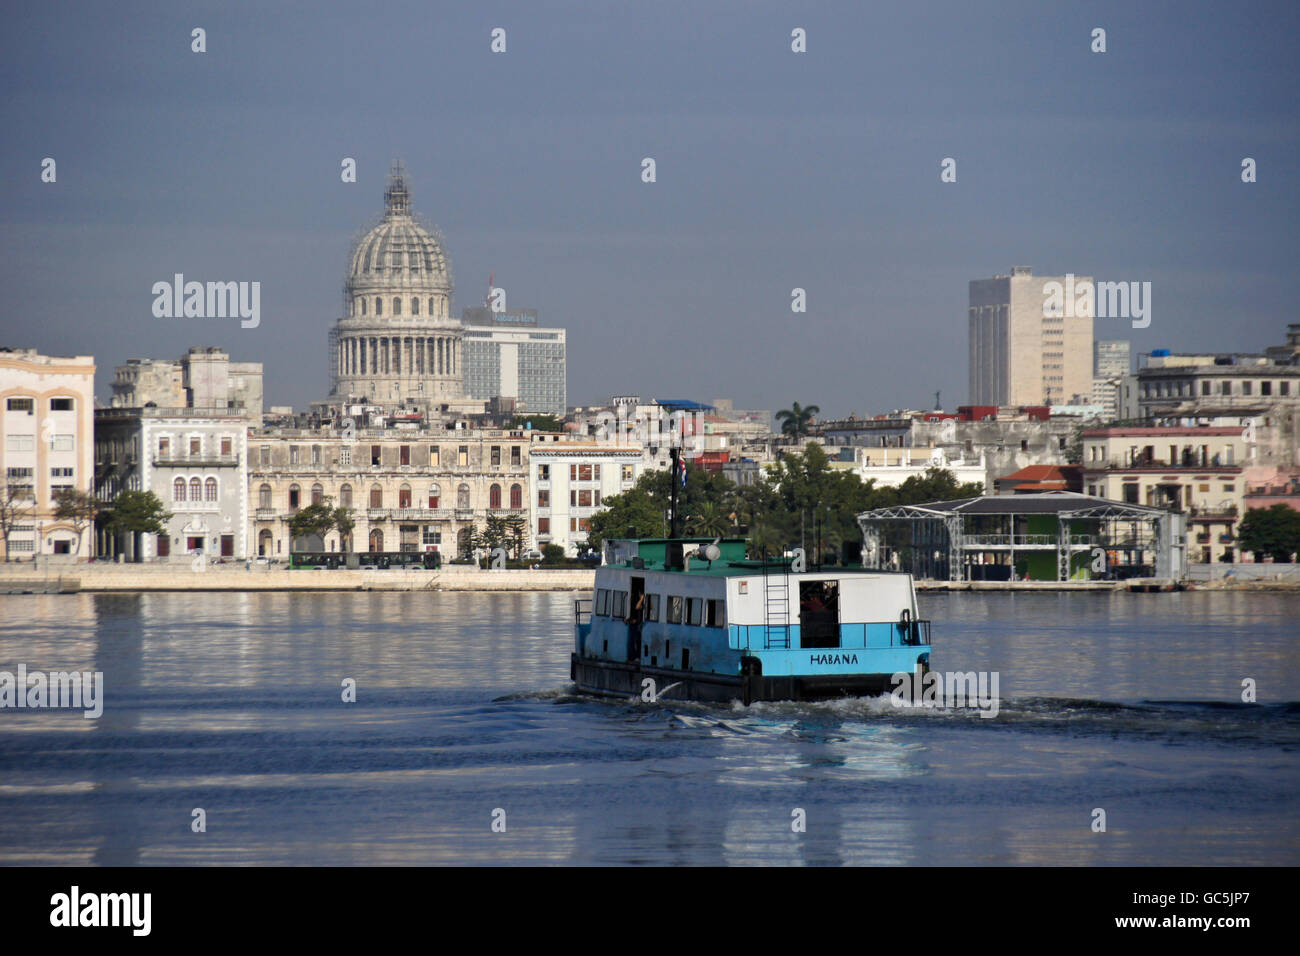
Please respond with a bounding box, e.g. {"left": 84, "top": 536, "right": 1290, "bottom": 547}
{"left": 0, "top": 590, "right": 1296, "bottom": 865}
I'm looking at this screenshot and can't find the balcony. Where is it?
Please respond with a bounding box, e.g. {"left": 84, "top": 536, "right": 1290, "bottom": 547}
{"left": 1188, "top": 504, "right": 1238, "bottom": 520}
{"left": 154, "top": 454, "right": 240, "bottom": 468}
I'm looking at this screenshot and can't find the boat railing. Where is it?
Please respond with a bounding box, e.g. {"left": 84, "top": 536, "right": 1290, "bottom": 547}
{"left": 731, "top": 619, "right": 932, "bottom": 650}
{"left": 574, "top": 598, "right": 592, "bottom": 626}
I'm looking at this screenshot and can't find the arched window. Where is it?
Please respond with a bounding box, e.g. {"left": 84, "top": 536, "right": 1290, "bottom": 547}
{"left": 173, "top": 477, "right": 186, "bottom": 501}
{"left": 489, "top": 484, "right": 502, "bottom": 510}
{"left": 369, "top": 529, "right": 384, "bottom": 552}
{"left": 393, "top": 297, "right": 402, "bottom": 316}
{"left": 428, "top": 483, "right": 441, "bottom": 509}
{"left": 205, "top": 477, "right": 218, "bottom": 501}
{"left": 311, "top": 483, "right": 324, "bottom": 505}
{"left": 457, "top": 483, "right": 470, "bottom": 509}
{"left": 360, "top": 297, "right": 367, "bottom": 316}
{"left": 190, "top": 477, "right": 202, "bottom": 501}
{"left": 375, "top": 297, "right": 382, "bottom": 316}
{"left": 428, "top": 297, "right": 435, "bottom": 316}
{"left": 370, "top": 483, "right": 383, "bottom": 509}
{"left": 398, "top": 483, "right": 411, "bottom": 508}
{"left": 510, "top": 483, "right": 522, "bottom": 509}
{"left": 340, "top": 483, "right": 352, "bottom": 508}
{"left": 411, "top": 297, "right": 420, "bottom": 315}
{"left": 259, "top": 484, "right": 272, "bottom": 509}
{"left": 288, "top": 484, "right": 300, "bottom": 510}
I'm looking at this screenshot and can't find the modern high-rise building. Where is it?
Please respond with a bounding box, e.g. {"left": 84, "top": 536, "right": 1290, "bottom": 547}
{"left": 969, "top": 266, "right": 1094, "bottom": 407}
{"left": 1091, "top": 340, "right": 1131, "bottom": 421}
{"left": 461, "top": 307, "right": 567, "bottom": 418}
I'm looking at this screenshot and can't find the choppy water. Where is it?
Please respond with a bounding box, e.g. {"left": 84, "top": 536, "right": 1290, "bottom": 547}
{"left": 0, "top": 590, "right": 1296, "bottom": 865}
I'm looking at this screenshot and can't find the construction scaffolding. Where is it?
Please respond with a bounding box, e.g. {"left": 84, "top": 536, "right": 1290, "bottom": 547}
{"left": 857, "top": 492, "right": 1185, "bottom": 582}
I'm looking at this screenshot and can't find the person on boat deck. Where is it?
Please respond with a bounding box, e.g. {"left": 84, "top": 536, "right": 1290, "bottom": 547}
{"left": 626, "top": 592, "right": 646, "bottom": 624}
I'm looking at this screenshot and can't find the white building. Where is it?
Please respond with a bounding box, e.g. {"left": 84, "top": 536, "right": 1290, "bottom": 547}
{"left": 529, "top": 441, "right": 643, "bottom": 556}
{"left": 94, "top": 408, "right": 249, "bottom": 560}
{"left": 0, "top": 349, "right": 96, "bottom": 559}
{"left": 461, "top": 307, "right": 567, "bottom": 418}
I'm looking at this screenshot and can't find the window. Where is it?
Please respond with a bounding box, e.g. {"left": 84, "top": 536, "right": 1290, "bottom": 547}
{"left": 1201, "top": 380, "right": 1211, "bottom": 396}
{"left": 370, "top": 484, "right": 383, "bottom": 509}
{"left": 687, "top": 597, "right": 703, "bottom": 626}
{"left": 399, "top": 484, "right": 412, "bottom": 508}
{"left": 393, "top": 297, "right": 402, "bottom": 316}
{"left": 645, "top": 594, "right": 660, "bottom": 622}
{"left": 706, "top": 599, "right": 725, "bottom": 627}
{"left": 6, "top": 398, "right": 34, "bottom": 412}
{"left": 594, "top": 490, "right": 602, "bottom": 507}
{"left": 490, "top": 484, "right": 502, "bottom": 509}
{"left": 578, "top": 489, "right": 593, "bottom": 507}
{"left": 422, "top": 527, "right": 441, "bottom": 546}
{"left": 572, "top": 464, "right": 594, "bottom": 481}
{"left": 340, "top": 484, "right": 353, "bottom": 508}
{"left": 1221, "top": 381, "right": 1231, "bottom": 395}
{"left": 538, "top": 464, "right": 549, "bottom": 480}
{"left": 50, "top": 467, "right": 73, "bottom": 478}
{"left": 340, "top": 446, "right": 351, "bottom": 465}
{"left": 596, "top": 589, "right": 609, "bottom": 616}
{"left": 173, "top": 477, "right": 186, "bottom": 501}
{"left": 537, "top": 517, "right": 550, "bottom": 534}
{"left": 458, "top": 446, "right": 469, "bottom": 467}
{"left": 510, "top": 484, "right": 522, "bottom": 509}
{"left": 190, "top": 438, "right": 201, "bottom": 456}
{"left": 1242, "top": 381, "right": 1253, "bottom": 396}
{"left": 667, "top": 596, "right": 683, "bottom": 624}
{"left": 1262, "top": 381, "right": 1272, "bottom": 396}
{"left": 570, "top": 490, "right": 576, "bottom": 507}
{"left": 428, "top": 484, "right": 441, "bottom": 508}
{"left": 159, "top": 436, "right": 170, "bottom": 456}
{"left": 430, "top": 446, "right": 440, "bottom": 467}
{"left": 312, "top": 483, "right": 324, "bottom": 505}
{"left": 411, "top": 297, "right": 420, "bottom": 315}
{"left": 261, "top": 445, "right": 271, "bottom": 467}
{"left": 538, "top": 490, "right": 550, "bottom": 508}
{"left": 311, "top": 444, "right": 321, "bottom": 465}
{"left": 6, "top": 435, "right": 33, "bottom": 451}
{"left": 288, "top": 484, "right": 300, "bottom": 510}
{"left": 259, "top": 484, "right": 272, "bottom": 508}
{"left": 399, "top": 445, "right": 410, "bottom": 466}
{"left": 491, "top": 446, "right": 501, "bottom": 467}
{"left": 511, "top": 446, "right": 521, "bottom": 466}
{"left": 290, "top": 445, "right": 300, "bottom": 465}
{"left": 205, "top": 478, "right": 218, "bottom": 502}
{"left": 371, "top": 445, "right": 381, "bottom": 466}
{"left": 612, "top": 591, "right": 627, "bottom": 618}
{"left": 375, "top": 297, "right": 382, "bottom": 316}
{"left": 593, "top": 464, "right": 601, "bottom": 480}
{"left": 190, "top": 477, "right": 202, "bottom": 501}
{"left": 222, "top": 437, "right": 233, "bottom": 456}
{"left": 457, "top": 484, "right": 470, "bottom": 509}
{"left": 1283, "top": 382, "right": 1291, "bottom": 396}
{"left": 622, "top": 465, "right": 634, "bottom": 481}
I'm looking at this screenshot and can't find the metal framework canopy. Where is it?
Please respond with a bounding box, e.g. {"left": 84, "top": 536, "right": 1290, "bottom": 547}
{"left": 856, "top": 492, "right": 1184, "bottom": 583}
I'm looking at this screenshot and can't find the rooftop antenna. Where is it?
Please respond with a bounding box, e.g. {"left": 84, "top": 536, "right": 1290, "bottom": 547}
{"left": 934, "top": 390, "right": 942, "bottom": 411}
{"left": 485, "top": 271, "right": 494, "bottom": 309}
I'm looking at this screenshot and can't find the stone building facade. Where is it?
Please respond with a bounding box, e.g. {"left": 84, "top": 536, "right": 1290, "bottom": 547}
{"left": 248, "top": 427, "right": 531, "bottom": 558}
{"left": 0, "top": 349, "right": 96, "bottom": 559}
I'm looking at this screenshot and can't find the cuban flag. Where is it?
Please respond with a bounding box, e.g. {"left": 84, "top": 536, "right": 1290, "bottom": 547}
{"left": 679, "top": 458, "right": 688, "bottom": 488}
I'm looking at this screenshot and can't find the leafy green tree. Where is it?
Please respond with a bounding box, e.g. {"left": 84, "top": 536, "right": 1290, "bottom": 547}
{"left": 333, "top": 507, "right": 356, "bottom": 553}
{"left": 503, "top": 513, "right": 527, "bottom": 558}
{"left": 101, "top": 490, "right": 172, "bottom": 562}
{"left": 775, "top": 402, "right": 820, "bottom": 441}
{"left": 1237, "top": 504, "right": 1300, "bottom": 562}
{"left": 541, "top": 543, "right": 565, "bottom": 563}
{"left": 288, "top": 499, "right": 336, "bottom": 548}
{"left": 0, "top": 480, "right": 37, "bottom": 562}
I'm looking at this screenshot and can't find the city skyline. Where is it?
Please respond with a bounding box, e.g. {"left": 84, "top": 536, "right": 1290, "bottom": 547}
{"left": 1, "top": 1, "right": 1296, "bottom": 417}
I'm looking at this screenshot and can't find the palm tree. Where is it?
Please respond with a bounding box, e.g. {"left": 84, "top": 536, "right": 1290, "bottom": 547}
{"left": 775, "top": 402, "right": 820, "bottom": 441}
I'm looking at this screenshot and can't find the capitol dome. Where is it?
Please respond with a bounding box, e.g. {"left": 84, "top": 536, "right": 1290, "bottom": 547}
{"left": 329, "top": 163, "right": 466, "bottom": 405}
{"left": 344, "top": 164, "right": 453, "bottom": 321}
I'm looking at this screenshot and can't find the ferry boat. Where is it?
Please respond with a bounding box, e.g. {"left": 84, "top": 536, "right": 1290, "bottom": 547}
{"left": 571, "top": 535, "right": 933, "bottom": 704}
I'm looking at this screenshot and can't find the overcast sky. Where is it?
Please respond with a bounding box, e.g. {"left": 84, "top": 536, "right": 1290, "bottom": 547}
{"left": 2, "top": 1, "right": 1296, "bottom": 418}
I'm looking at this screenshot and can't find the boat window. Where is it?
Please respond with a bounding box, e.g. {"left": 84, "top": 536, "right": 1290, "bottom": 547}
{"left": 706, "top": 599, "right": 725, "bottom": 628}
{"left": 667, "top": 596, "right": 683, "bottom": 624}
{"left": 645, "top": 594, "right": 660, "bottom": 622}
{"left": 612, "top": 591, "right": 627, "bottom": 618}
{"left": 687, "top": 597, "right": 703, "bottom": 626}
{"left": 595, "top": 589, "right": 608, "bottom": 616}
